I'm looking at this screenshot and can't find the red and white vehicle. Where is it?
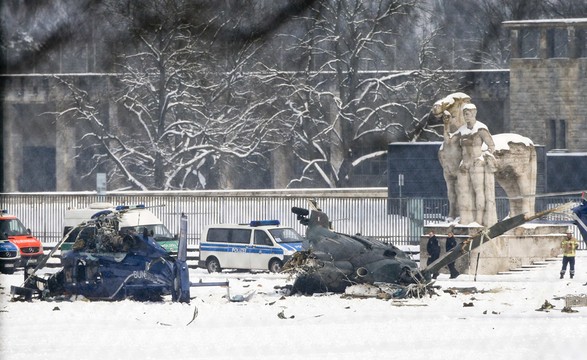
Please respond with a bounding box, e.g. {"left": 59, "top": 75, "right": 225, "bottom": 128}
{"left": 0, "top": 210, "right": 44, "bottom": 267}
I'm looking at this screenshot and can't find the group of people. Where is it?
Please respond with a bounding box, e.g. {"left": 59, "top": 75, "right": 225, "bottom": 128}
{"left": 425, "top": 229, "right": 580, "bottom": 280}
{"left": 426, "top": 230, "right": 460, "bottom": 279}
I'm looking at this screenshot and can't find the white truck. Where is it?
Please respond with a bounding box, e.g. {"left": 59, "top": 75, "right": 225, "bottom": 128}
{"left": 62, "top": 203, "right": 178, "bottom": 253}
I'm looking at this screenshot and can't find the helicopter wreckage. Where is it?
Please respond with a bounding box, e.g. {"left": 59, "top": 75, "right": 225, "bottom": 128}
{"left": 283, "top": 200, "right": 581, "bottom": 298}
{"left": 11, "top": 207, "right": 198, "bottom": 303}
{"left": 10, "top": 197, "right": 584, "bottom": 302}
{"left": 283, "top": 205, "right": 430, "bottom": 298}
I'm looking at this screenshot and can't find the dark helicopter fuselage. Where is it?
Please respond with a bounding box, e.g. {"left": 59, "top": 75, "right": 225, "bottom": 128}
{"left": 287, "top": 207, "right": 421, "bottom": 294}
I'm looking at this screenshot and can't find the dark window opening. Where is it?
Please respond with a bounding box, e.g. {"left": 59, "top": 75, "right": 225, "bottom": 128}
{"left": 548, "top": 119, "right": 567, "bottom": 150}
{"left": 558, "top": 119, "right": 566, "bottom": 149}
{"left": 547, "top": 29, "right": 568, "bottom": 58}
{"left": 20, "top": 146, "right": 56, "bottom": 191}
{"left": 577, "top": 29, "right": 587, "bottom": 58}
{"left": 520, "top": 29, "right": 539, "bottom": 58}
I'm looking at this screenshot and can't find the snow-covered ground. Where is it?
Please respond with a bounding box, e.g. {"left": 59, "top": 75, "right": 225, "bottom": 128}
{"left": 1, "top": 253, "right": 586, "bottom": 360}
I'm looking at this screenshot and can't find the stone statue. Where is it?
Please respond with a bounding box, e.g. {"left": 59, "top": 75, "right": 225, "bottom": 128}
{"left": 455, "top": 103, "right": 497, "bottom": 225}
{"left": 437, "top": 93, "right": 471, "bottom": 220}
{"left": 433, "top": 93, "right": 537, "bottom": 226}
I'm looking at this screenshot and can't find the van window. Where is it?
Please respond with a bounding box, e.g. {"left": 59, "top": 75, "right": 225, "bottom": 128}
{"left": 120, "top": 224, "right": 173, "bottom": 241}
{"left": 269, "top": 228, "right": 304, "bottom": 243}
{"left": 254, "top": 230, "right": 273, "bottom": 246}
{"left": 207, "top": 228, "right": 251, "bottom": 244}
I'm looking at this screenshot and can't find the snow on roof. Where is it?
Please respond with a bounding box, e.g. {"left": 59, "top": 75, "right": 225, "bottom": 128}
{"left": 547, "top": 152, "right": 587, "bottom": 156}
{"left": 503, "top": 18, "right": 587, "bottom": 28}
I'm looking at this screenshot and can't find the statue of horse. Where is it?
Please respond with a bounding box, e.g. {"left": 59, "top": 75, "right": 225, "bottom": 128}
{"left": 433, "top": 93, "right": 537, "bottom": 223}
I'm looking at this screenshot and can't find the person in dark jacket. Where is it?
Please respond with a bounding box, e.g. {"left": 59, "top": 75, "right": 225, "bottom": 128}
{"left": 445, "top": 231, "right": 460, "bottom": 279}
{"left": 426, "top": 231, "right": 440, "bottom": 279}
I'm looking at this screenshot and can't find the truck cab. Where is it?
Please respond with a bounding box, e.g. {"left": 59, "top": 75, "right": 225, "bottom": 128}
{"left": 0, "top": 209, "right": 43, "bottom": 267}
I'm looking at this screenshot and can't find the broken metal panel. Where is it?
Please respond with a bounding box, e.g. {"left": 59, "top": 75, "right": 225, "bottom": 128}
{"left": 565, "top": 294, "right": 587, "bottom": 308}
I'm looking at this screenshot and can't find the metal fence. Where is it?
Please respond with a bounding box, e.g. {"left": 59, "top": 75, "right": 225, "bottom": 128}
{"left": 0, "top": 189, "right": 584, "bottom": 248}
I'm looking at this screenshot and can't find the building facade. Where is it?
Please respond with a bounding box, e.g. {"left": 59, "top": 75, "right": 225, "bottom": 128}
{"left": 504, "top": 19, "right": 587, "bottom": 152}
{"left": 3, "top": 18, "right": 587, "bottom": 193}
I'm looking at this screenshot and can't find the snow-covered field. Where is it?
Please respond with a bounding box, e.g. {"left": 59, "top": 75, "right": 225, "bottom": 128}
{"left": 2, "top": 253, "right": 586, "bottom": 360}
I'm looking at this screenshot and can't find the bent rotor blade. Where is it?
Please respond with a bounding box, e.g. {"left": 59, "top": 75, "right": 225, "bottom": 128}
{"left": 423, "top": 202, "right": 576, "bottom": 277}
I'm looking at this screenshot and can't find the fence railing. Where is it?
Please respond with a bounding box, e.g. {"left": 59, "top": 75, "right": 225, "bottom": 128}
{"left": 0, "top": 189, "right": 584, "bottom": 249}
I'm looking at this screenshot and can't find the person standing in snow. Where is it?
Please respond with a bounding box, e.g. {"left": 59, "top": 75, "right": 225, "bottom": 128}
{"left": 445, "top": 231, "right": 460, "bottom": 279}
{"left": 427, "top": 231, "right": 440, "bottom": 279}
{"left": 560, "top": 230, "right": 579, "bottom": 279}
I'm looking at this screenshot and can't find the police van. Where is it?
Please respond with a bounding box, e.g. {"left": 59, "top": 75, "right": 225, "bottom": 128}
{"left": 62, "top": 203, "right": 178, "bottom": 253}
{"left": 198, "top": 220, "right": 304, "bottom": 273}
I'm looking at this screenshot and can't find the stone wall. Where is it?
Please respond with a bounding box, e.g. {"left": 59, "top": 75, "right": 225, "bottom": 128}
{"left": 509, "top": 58, "right": 587, "bottom": 152}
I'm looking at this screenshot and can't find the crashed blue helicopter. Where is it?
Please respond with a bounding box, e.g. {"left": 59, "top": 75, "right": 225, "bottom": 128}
{"left": 11, "top": 206, "right": 191, "bottom": 302}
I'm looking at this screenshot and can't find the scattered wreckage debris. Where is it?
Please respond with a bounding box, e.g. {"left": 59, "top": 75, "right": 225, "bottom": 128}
{"left": 443, "top": 287, "right": 480, "bottom": 296}
{"left": 443, "top": 287, "right": 505, "bottom": 296}
{"left": 561, "top": 306, "right": 579, "bottom": 313}
{"left": 282, "top": 203, "right": 430, "bottom": 298}
{"left": 483, "top": 310, "right": 501, "bottom": 315}
{"left": 186, "top": 306, "right": 199, "bottom": 326}
{"left": 342, "top": 283, "right": 438, "bottom": 300}
{"left": 277, "top": 310, "right": 295, "bottom": 319}
{"left": 537, "top": 297, "right": 583, "bottom": 313}
{"left": 564, "top": 294, "right": 587, "bottom": 307}
{"left": 536, "top": 300, "right": 555, "bottom": 312}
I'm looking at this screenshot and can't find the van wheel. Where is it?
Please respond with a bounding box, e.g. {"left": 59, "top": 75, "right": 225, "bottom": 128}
{"left": 206, "top": 258, "right": 221, "bottom": 273}
{"left": 268, "top": 259, "right": 283, "bottom": 273}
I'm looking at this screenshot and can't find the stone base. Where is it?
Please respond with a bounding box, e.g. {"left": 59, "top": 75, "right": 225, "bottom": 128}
{"left": 420, "top": 223, "right": 567, "bottom": 275}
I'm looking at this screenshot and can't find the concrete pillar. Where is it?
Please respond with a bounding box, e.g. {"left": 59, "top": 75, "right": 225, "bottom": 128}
{"left": 510, "top": 29, "right": 520, "bottom": 58}
{"left": 56, "top": 114, "right": 75, "bottom": 190}
{"left": 271, "top": 146, "right": 294, "bottom": 188}
{"left": 3, "top": 105, "right": 21, "bottom": 192}
{"left": 568, "top": 26, "right": 577, "bottom": 58}
{"left": 539, "top": 28, "right": 548, "bottom": 59}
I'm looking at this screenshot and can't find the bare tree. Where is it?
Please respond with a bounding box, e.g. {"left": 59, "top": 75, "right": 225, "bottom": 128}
{"left": 263, "top": 0, "right": 454, "bottom": 188}
{"left": 57, "top": 19, "right": 284, "bottom": 190}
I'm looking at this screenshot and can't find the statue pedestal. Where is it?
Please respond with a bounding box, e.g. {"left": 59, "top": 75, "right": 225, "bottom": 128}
{"left": 420, "top": 224, "right": 567, "bottom": 275}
